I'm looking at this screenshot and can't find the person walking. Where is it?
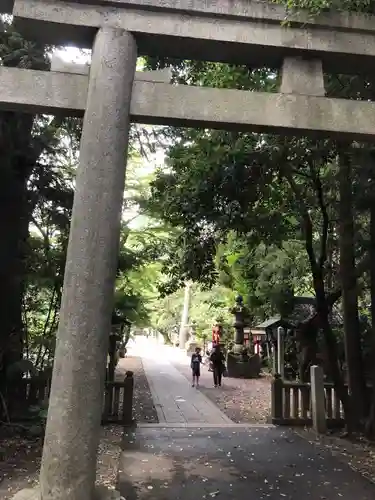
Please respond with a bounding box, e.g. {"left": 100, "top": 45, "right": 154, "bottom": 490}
{"left": 191, "top": 346, "right": 202, "bottom": 388}
{"left": 210, "top": 344, "right": 225, "bottom": 387}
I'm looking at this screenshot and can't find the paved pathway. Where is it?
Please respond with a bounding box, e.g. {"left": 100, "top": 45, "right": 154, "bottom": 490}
{"left": 119, "top": 339, "right": 375, "bottom": 499}
{"left": 136, "top": 341, "right": 232, "bottom": 424}
{"left": 119, "top": 426, "right": 375, "bottom": 500}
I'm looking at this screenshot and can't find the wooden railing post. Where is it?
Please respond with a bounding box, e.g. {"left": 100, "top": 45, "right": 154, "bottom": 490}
{"left": 271, "top": 374, "right": 283, "bottom": 424}
{"left": 310, "top": 365, "right": 327, "bottom": 433}
{"left": 122, "top": 370, "right": 134, "bottom": 426}
{"left": 103, "top": 382, "right": 112, "bottom": 424}
{"left": 277, "top": 327, "right": 285, "bottom": 378}
{"left": 300, "top": 384, "right": 310, "bottom": 420}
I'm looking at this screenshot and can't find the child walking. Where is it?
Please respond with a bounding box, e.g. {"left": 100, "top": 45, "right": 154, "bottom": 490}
{"left": 191, "top": 347, "right": 202, "bottom": 388}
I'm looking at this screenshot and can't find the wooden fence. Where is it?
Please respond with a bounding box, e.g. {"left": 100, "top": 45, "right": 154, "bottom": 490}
{"left": 271, "top": 377, "right": 344, "bottom": 427}
{"left": 7, "top": 371, "right": 134, "bottom": 426}
{"left": 6, "top": 376, "right": 51, "bottom": 420}
{"left": 102, "top": 371, "right": 134, "bottom": 425}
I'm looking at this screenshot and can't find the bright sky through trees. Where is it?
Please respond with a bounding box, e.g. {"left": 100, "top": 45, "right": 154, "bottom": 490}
{"left": 52, "top": 47, "right": 165, "bottom": 230}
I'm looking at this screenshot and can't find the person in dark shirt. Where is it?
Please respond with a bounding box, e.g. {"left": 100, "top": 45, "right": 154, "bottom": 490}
{"left": 210, "top": 344, "right": 225, "bottom": 387}
{"left": 191, "top": 347, "right": 202, "bottom": 388}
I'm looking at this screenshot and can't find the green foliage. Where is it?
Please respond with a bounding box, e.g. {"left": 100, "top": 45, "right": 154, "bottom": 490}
{"left": 148, "top": 283, "right": 234, "bottom": 345}
{"left": 273, "top": 0, "right": 375, "bottom": 14}
{"left": 6, "top": 360, "right": 37, "bottom": 379}
{"left": 144, "top": 58, "right": 342, "bottom": 319}
{"left": 0, "top": 22, "right": 49, "bottom": 70}
{"left": 143, "top": 45, "right": 375, "bottom": 433}
{"left": 3, "top": 8, "right": 375, "bottom": 433}
{"left": 217, "top": 237, "right": 312, "bottom": 319}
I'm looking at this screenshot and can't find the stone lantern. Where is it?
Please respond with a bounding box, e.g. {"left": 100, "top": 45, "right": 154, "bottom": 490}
{"left": 230, "top": 295, "right": 246, "bottom": 354}
{"left": 185, "top": 321, "right": 198, "bottom": 354}
{"left": 226, "top": 295, "right": 261, "bottom": 378}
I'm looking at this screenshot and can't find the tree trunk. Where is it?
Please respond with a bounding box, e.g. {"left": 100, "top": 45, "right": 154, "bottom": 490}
{"left": 0, "top": 112, "right": 34, "bottom": 399}
{"left": 296, "top": 321, "right": 319, "bottom": 383}
{"left": 326, "top": 231, "right": 334, "bottom": 292}
{"left": 366, "top": 185, "right": 375, "bottom": 437}
{"left": 314, "top": 272, "right": 353, "bottom": 430}
{"left": 338, "top": 149, "right": 366, "bottom": 426}
{"left": 300, "top": 191, "right": 352, "bottom": 429}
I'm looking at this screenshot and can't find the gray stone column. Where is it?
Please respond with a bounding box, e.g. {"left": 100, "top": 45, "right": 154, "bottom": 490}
{"left": 39, "top": 27, "right": 137, "bottom": 500}
{"left": 280, "top": 57, "right": 325, "bottom": 97}
{"left": 276, "top": 326, "right": 285, "bottom": 378}
{"left": 310, "top": 365, "right": 327, "bottom": 434}
{"left": 179, "top": 282, "right": 191, "bottom": 348}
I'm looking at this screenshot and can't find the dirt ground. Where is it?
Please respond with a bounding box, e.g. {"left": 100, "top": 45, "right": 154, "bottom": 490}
{"left": 0, "top": 355, "right": 157, "bottom": 499}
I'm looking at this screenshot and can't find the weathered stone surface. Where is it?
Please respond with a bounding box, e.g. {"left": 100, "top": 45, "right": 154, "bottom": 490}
{"left": 0, "top": 67, "right": 87, "bottom": 116}
{"left": 280, "top": 57, "right": 325, "bottom": 97}
{"left": 178, "top": 282, "right": 191, "bottom": 349}
{"left": 310, "top": 364, "right": 327, "bottom": 434}
{"left": 12, "top": 486, "right": 123, "bottom": 500}
{"left": 8, "top": 0, "right": 375, "bottom": 32}
{"left": 276, "top": 326, "right": 285, "bottom": 378}
{"left": 50, "top": 54, "right": 172, "bottom": 82}
{"left": 226, "top": 353, "right": 261, "bottom": 379}
{"left": 3, "top": 66, "right": 375, "bottom": 141}
{"left": 12, "top": 488, "right": 40, "bottom": 500}
{"left": 51, "top": 54, "right": 90, "bottom": 75}
{"left": 185, "top": 340, "right": 198, "bottom": 355}
{"left": 38, "top": 27, "right": 137, "bottom": 500}
{"left": 12, "top": 0, "right": 375, "bottom": 75}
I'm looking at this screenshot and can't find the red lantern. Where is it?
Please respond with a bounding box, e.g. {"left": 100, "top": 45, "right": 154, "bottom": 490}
{"left": 212, "top": 324, "right": 221, "bottom": 344}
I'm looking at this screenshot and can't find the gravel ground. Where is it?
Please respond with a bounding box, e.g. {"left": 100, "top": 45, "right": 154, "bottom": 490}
{"left": 0, "top": 355, "right": 157, "bottom": 499}
{"left": 0, "top": 433, "right": 41, "bottom": 499}
{"left": 295, "top": 428, "right": 375, "bottom": 486}
{"left": 116, "top": 356, "right": 158, "bottom": 424}
{"left": 173, "top": 358, "right": 272, "bottom": 424}
{"left": 0, "top": 424, "right": 124, "bottom": 500}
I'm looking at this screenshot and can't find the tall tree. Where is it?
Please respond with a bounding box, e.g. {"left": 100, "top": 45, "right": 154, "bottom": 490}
{"left": 338, "top": 147, "right": 367, "bottom": 423}
{"left": 0, "top": 24, "right": 64, "bottom": 391}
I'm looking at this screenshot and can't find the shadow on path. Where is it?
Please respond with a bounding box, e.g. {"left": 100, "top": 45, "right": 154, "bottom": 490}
{"left": 173, "top": 357, "right": 271, "bottom": 424}
{"left": 118, "top": 425, "right": 375, "bottom": 499}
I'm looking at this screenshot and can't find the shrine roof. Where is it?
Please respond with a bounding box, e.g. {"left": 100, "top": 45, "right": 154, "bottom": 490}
{"left": 255, "top": 297, "right": 317, "bottom": 330}
{"left": 255, "top": 296, "right": 342, "bottom": 331}
{"left": 255, "top": 317, "right": 283, "bottom": 330}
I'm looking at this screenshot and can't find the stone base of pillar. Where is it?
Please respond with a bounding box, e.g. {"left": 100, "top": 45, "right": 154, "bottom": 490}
{"left": 185, "top": 340, "right": 198, "bottom": 355}
{"left": 232, "top": 343, "right": 243, "bottom": 354}
{"left": 226, "top": 352, "right": 261, "bottom": 379}
{"left": 12, "top": 485, "right": 123, "bottom": 500}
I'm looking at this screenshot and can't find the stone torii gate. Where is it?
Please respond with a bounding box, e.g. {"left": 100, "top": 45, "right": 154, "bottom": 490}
{"left": 2, "top": 1, "right": 375, "bottom": 499}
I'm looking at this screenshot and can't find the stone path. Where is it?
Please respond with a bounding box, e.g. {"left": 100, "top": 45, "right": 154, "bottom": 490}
{"left": 139, "top": 343, "right": 232, "bottom": 425}
{"left": 119, "top": 339, "right": 375, "bottom": 499}
{"left": 171, "top": 348, "right": 272, "bottom": 423}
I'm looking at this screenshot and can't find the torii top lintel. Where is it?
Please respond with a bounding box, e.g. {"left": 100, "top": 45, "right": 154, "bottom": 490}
{"left": 6, "top": 0, "right": 375, "bottom": 75}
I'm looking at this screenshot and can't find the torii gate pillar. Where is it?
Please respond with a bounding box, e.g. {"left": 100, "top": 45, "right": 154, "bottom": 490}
{"left": 38, "top": 27, "right": 136, "bottom": 500}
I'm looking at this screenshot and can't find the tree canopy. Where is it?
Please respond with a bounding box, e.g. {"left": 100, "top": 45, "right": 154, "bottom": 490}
{"left": 2, "top": 0, "right": 375, "bottom": 435}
